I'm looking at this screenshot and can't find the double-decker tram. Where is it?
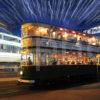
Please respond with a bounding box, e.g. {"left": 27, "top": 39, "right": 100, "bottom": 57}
{"left": 18, "top": 23, "right": 100, "bottom": 84}
{"left": 0, "top": 28, "right": 21, "bottom": 71}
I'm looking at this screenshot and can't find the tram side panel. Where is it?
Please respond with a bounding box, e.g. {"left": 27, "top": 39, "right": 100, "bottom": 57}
{"left": 19, "top": 65, "right": 97, "bottom": 84}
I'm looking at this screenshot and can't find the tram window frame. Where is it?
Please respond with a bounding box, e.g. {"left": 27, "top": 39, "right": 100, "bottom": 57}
{"left": 0, "top": 44, "right": 3, "bottom": 50}
{"left": 0, "top": 34, "right": 2, "bottom": 39}
{"left": 4, "top": 35, "right": 19, "bottom": 43}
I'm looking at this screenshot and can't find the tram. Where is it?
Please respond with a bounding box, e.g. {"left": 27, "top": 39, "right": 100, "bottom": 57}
{"left": 18, "top": 23, "right": 100, "bottom": 84}
{"left": 0, "top": 27, "right": 21, "bottom": 70}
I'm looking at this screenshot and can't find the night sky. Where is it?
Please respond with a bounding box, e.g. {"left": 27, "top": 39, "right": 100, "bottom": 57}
{"left": 0, "top": 0, "right": 100, "bottom": 36}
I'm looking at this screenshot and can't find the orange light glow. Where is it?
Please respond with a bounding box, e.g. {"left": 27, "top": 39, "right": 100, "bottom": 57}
{"left": 38, "top": 27, "right": 48, "bottom": 33}
{"left": 63, "top": 32, "right": 68, "bottom": 38}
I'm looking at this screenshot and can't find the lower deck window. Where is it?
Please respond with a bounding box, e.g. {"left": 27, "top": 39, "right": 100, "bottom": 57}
{"left": 21, "top": 48, "right": 97, "bottom": 66}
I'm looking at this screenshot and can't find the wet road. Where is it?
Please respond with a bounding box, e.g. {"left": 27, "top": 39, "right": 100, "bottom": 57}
{"left": 4, "top": 88, "right": 99, "bottom": 100}
{"left": 0, "top": 79, "right": 100, "bottom": 100}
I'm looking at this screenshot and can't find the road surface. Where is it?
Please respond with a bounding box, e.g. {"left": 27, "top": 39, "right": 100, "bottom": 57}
{"left": 0, "top": 78, "right": 100, "bottom": 100}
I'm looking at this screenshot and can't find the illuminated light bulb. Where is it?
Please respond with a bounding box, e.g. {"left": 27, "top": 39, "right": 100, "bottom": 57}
{"left": 63, "top": 32, "right": 68, "bottom": 38}
{"left": 28, "top": 26, "right": 32, "bottom": 30}
{"left": 20, "top": 71, "right": 23, "bottom": 75}
{"left": 77, "top": 35, "right": 80, "bottom": 41}
{"left": 92, "top": 43, "right": 96, "bottom": 45}
{"left": 52, "top": 32, "right": 56, "bottom": 37}
{"left": 83, "top": 34, "right": 86, "bottom": 36}
{"left": 52, "top": 32, "right": 56, "bottom": 35}
{"left": 72, "top": 31, "right": 75, "bottom": 34}
{"left": 59, "top": 28, "right": 63, "bottom": 31}
{"left": 92, "top": 37, "right": 96, "bottom": 41}
{"left": 38, "top": 27, "right": 48, "bottom": 33}
{"left": 74, "top": 34, "right": 77, "bottom": 37}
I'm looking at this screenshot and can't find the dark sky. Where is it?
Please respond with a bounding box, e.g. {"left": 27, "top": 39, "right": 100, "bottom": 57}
{"left": 0, "top": 0, "right": 100, "bottom": 36}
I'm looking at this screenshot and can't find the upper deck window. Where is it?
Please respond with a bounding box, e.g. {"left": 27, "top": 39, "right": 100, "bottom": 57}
{"left": 0, "top": 34, "right": 2, "bottom": 39}
{"left": 21, "top": 23, "right": 100, "bottom": 46}
{"left": 4, "top": 36, "right": 20, "bottom": 43}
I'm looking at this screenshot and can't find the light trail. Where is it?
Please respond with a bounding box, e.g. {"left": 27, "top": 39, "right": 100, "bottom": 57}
{"left": 55, "top": 0, "right": 62, "bottom": 20}
{"left": 0, "top": 0, "right": 100, "bottom": 31}
{"left": 59, "top": 0, "right": 65, "bottom": 22}
{"left": 48, "top": 0, "right": 53, "bottom": 22}
{"left": 79, "top": 0, "right": 96, "bottom": 21}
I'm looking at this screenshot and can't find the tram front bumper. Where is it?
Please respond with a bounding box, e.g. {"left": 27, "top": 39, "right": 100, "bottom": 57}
{"left": 18, "top": 78, "right": 35, "bottom": 84}
{"left": 18, "top": 70, "right": 36, "bottom": 85}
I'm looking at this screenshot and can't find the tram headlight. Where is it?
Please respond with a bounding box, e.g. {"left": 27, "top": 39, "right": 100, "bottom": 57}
{"left": 19, "top": 70, "right": 23, "bottom": 75}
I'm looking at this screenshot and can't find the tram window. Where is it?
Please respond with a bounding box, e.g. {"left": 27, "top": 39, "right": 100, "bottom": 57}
{"left": 21, "top": 55, "right": 27, "bottom": 60}
{"left": 19, "top": 40, "right": 21, "bottom": 43}
{"left": 4, "top": 36, "right": 19, "bottom": 43}
{"left": 0, "top": 34, "right": 2, "bottom": 39}
{"left": 0, "top": 44, "right": 3, "bottom": 49}
{"left": 27, "top": 53, "right": 33, "bottom": 65}
{"left": 27, "top": 53, "right": 33, "bottom": 61}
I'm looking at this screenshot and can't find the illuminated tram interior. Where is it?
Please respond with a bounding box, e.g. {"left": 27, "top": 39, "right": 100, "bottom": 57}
{"left": 21, "top": 23, "right": 100, "bottom": 66}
